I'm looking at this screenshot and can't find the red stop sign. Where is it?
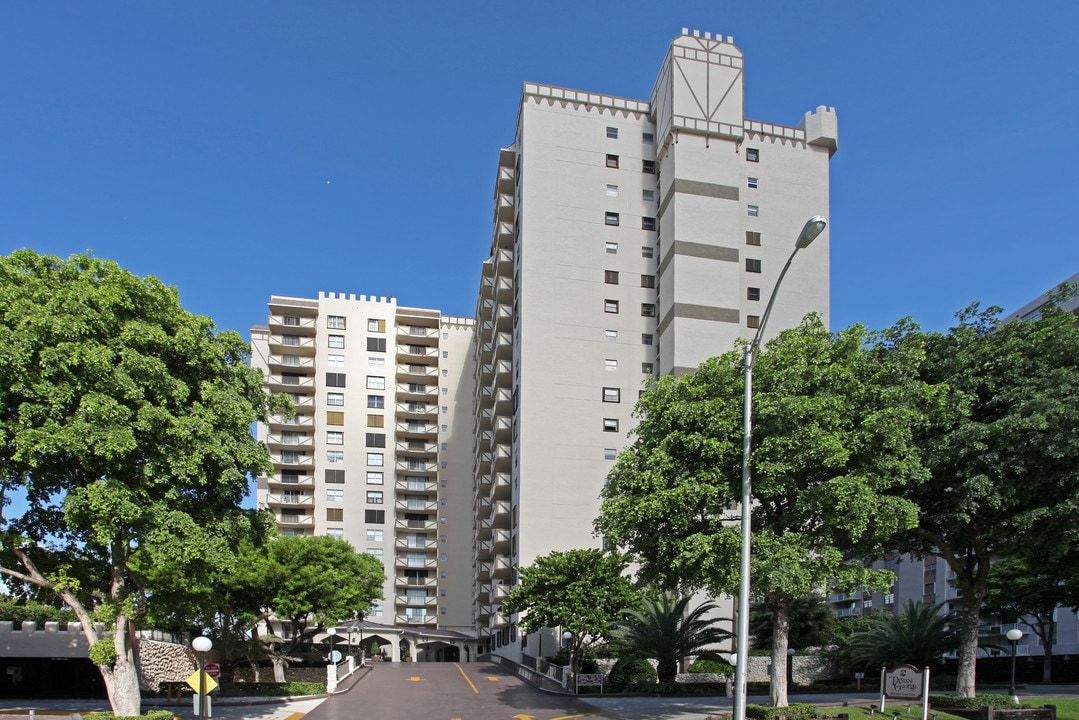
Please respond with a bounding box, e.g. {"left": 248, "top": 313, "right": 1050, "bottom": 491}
{"left": 204, "top": 663, "right": 221, "bottom": 679}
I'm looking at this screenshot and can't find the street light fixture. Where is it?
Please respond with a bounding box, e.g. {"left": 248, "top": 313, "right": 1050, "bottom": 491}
{"left": 562, "top": 630, "right": 575, "bottom": 694}
{"left": 327, "top": 626, "right": 338, "bottom": 664}
{"left": 733, "top": 216, "right": 827, "bottom": 720}
{"left": 1007, "top": 627, "right": 1023, "bottom": 697}
{"left": 192, "top": 635, "right": 213, "bottom": 720}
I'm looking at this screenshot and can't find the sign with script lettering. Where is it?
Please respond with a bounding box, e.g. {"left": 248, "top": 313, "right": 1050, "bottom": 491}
{"left": 883, "top": 664, "right": 924, "bottom": 700}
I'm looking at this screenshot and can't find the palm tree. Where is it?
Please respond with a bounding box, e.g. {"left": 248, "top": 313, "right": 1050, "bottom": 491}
{"left": 846, "top": 601, "right": 957, "bottom": 671}
{"left": 609, "top": 593, "right": 732, "bottom": 683}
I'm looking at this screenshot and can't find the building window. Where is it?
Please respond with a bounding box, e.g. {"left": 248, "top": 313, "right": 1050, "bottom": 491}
{"left": 641, "top": 334, "right": 654, "bottom": 345}
{"left": 641, "top": 303, "right": 656, "bottom": 317}
{"left": 604, "top": 448, "right": 617, "bottom": 460}
{"left": 748, "top": 287, "right": 761, "bottom": 301}
{"left": 367, "top": 395, "right": 384, "bottom": 409}
{"left": 365, "top": 509, "right": 385, "bottom": 524}
{"left": 746, "top": 259, "right": 762, "bottom": 273}
{"left": 368, "top": 414, "right": 384, "bottom": 428}
{"left": 367, "top": 452, "right": 384, "bottom": 466}
{"left": 642, "top": 160, "right": 656, "bottom": 174}
{"left": 642, "top": 246, "right": 654, "bottom": 259}
{"left": 366, "top": 471, "right": 384, "bottom": 485}
{"left": 366, "top": 376, "right": 385, "bottom": 390}
{"left": 366, "top": 490, "right": 383, "bottom": 504}
{"left": 746, "top": 231, "right": 761, "bottom": 246}
{"left": 746, "top": 148, "right": 759, "bottom": 162}
{"left": 642, "top": 362, "right": 654, "bottom": 374}
{"left": 326, "top": 353, "right": 344, "bottom": 367}
{"left": 328, "top": 334, "right": 344, "bottom": 349}
{"left": 924, "top": 582, "right": 936, "bottom": 595}
{"left": 326, "top": 411, "right": 344, "bottom": 425}
{"left": 747, "top": 315, "right": 760, "bottom": 329}
{"left": 602, "top": 387, "right": 621, "bottom": 403}
{"left": 326, "top": 508, "right": 343, "bottom": 522}
{"left": 604, "top": 299, "right": 619, "bottom": 314}
{"left": 605, "top": 359, "right": 617, "bottom": 370}
{"left": 326, "top": 527, "right": 343, "bottom": 539}
{"left": 367, "top": 337, "right": 387, "bottom": 352}
{"left": 640, "top": 274, "right": 655, "bottom": 288}
{"left": 605, "top": 241, "right": 618, "bottom": 254}
{"left": 327, "top": 488, "right": 344, "bottom": 503}
{"left": 605, "top": 126, "right": 620, "bottom": 139}
{"left": 327, "top": 315, "right": 346, "bottom": 329}
{"left": 327, "top": 431, "right": 343, "bottom": 445}
{"left": 366, "top": 529, "right": 383, "bottom": 543}
{"left": 365, "top": 433, "right": 386, "bottom": 448}
{"left": 326, "top": 372, "right": 346, "bottom": 388}
{"left": 605, "top": 183, "right": 619, "bottom": 197}
{"left": 605, "top": 212, "right": 620, "bottom": 226}
{"left": 327, "top": 450, "right": 344, "bottom": 463}
{"left": 606, "top": 154, "right": 619, "bottom": 168}
{"left": 642, "top": 132, "right": 654, "bottom": 144}
{"left": 603, "top": 418, "right": 620, "bottom": 432}
{"left": 747, "top": 177, "right": 759, "bottom": 189}
{"left": 368, "top": 357, "right": 385, "bottom": 369}
{"left": 325, "top": 469, "right": 345, "bottom": 483}
{"left": 605, "top": 330, "right": 617, "bottom": 342}
{"left": 747, "top": 205, "right": 759, "bottom": 217}
{"left": 642, "top": 216, "right": 656, "bottom": 231}
{"left": 368, "top": 318, "right": 385, "bottom": 332}
{"left": 605, "top": 270, "right": 619, "bottom": 284}
{"left": 642, "top": 189, "right": 655, "bottom": 202}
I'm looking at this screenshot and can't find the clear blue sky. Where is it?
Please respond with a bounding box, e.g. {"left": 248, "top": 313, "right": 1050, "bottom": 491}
{"left": 3, "top": 1, "right": 1077, "bottom": 338}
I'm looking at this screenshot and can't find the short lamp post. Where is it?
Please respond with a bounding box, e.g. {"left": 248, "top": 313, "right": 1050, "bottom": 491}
{"left": 1007, "top": 628, "right": 1024, "bottom": 697}
{"left": 327, "top": 627, "right": 338, "bottom": 664}
{"left": 562, "top": 631, "right": 575, "bottom": 693}
{"left": 733, "top": 216, "right": 827, "bottom": 720}
{"left": 192, "top": 635, "right": 213, "bottom": 720}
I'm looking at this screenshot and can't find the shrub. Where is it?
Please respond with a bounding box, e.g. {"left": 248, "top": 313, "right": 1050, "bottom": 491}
{"left": 88, "top": 638, "right": 118, "bottom": 667}
{"left": 0, "top": 596, "right": 78, "bottom": 628}
{"left": 84, "top": 712, "right": 176, "bottom": 720}
{"left": 929, "top": 694, "right": 1019, "bottom": 709}
{"left": 545, "top": 648, "right": 599, "bottom": 673}
{"left": 232, "top": 681, "right": 325, "bottom": 696}
{"left": 608, "top": 658, "right": 657, "bottom": 689}
{"left": 688, "top": 658, "right": 732, "bottom": 675}
{"left": 745, "top": 702, "right": 819, "bottom": 720}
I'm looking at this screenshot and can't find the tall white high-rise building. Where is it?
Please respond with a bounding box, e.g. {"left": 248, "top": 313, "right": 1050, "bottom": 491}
{"left": 251, "top": 29, "right": 836, "bottom": 662}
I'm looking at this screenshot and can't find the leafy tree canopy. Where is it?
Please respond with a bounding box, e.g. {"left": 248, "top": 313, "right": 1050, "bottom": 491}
{"left": 750, "top": 594, "right": 835, "bottom": 652}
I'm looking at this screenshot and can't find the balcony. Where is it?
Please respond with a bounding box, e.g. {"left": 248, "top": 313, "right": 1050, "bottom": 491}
{"left": 395, "top": 517, "right": 437, "bottom": 532}
{"left": 397, "top": 325, "right": 439, "bottom": 342}
{"left": 395, "top": 538, "right": 437, "bottom": 551}
{"left": 267, "top": 414, "right": 314, "bottom": 430}
{"left": 267, "top": 373, "right": 315, "bottom": 391}
{"left": 271, "top": 453, "right": 314, "bottom": 468}
{"left": 396, "top": 363, "right": 439, "bottom": 381}
{"left": 268, "top": 335, "right": 317, "bottom": 354}
{"left": 396, "top": 346, "right": 439, "bottom": 362}
{"left": 395, "top": 459, "right": 437, "bottom": 475}
{"left": 276, "top": 513, "right": 314, "bottom": 527}
{"left": 394, "top": 575, "right": 437, "bottom": 589}
{"left": 395, "top": 595, "right": 438, "bottom": 608}
{"left": 395, "top": 613, "right": 436, "bottom": 626}
{"left": 265, "top": 473, "right": 314, "bottom": 488}
{"left": 495, "top": 193, "right": 514, "bottom": 223}
{"left": 268, "top": 355, "right": 315, "bottom": 371}
{"left": 268, "top": 315, "right": 317, "bottom": 334}
{"left": 395, "top": 402, "right": 437, "bottom": 420}
{"left": 492, "top": 528, "right": 511, "bottom": 553}
{"left": 394, "top": 556, "right": 437, "bottom": 570}
{"left": 495, "top": 221, "right": 513, "bottom": 250}
{"left": 396, "top": 421, "right": 437, "bottom": 438}
{"left": 491, "top": 556, "right": 513, "bottom": 580}
{"left": 266, "top": 434, "right": 314, "bottom": 449}
{"left": 396, "top": 383, "right": 439, "bottom": 401}
{"left": 395, "top": 499, "right": 438, "bottom": 513}
{"left": 265, "top": 493, "right": 315, "bottom": 508}
{"left": 395, "top": 477, "right": 438, "bottom": 493}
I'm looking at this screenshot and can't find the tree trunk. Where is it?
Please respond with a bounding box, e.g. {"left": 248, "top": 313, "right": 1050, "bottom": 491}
{"left": 955, "top": 593, "right": 981, "bottom": 698}
{"left": 770, "top": 600, "right": 791, "bottom": 707}
{"left": 657, "top": 658, "right": 678, "bottom": 683}
{"left": 99, "top": 616, "right": 141, "bottom": 717}
{"left": 272, "top": 657, "right": 287, "bottom": 683}
{"left": 250, "top": 660, "right": 261, "bottom": 683}
{"left": 1039, "top": 619, "right": 1054, "bottom": 684}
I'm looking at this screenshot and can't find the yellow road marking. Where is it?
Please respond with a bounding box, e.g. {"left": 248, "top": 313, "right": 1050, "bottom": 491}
{"left": 282, "top": 714, "right": 306, "bottom": 720}
{"left": 485, "top": 675, "right": 499, "bottom": 681}
{"left": 409, "top": 675, "right": 423, "bottom": 681}
{"left": 551, "top": 715, "right": 597, "bottom": 719}
{"left": 454, "top": 662, "right": 480, "bottom": 694}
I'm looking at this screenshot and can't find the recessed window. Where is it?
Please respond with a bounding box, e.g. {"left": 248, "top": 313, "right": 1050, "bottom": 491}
{"left": 326, "top": 372, "right": 346, "bottom": 388}
{"left": 327, "top": 488, "right": 344, "bottom": 503}
{"left": 605, "top": 330, "right": 618, "bottom": 342}
{"left": 326, "top": 411, "right": 344, "bottom": 426}
{"left": 602, "top": 387, "right": 621, "bottom": 403}
{"left": 747, "top": 177, "right": 759, "bottom": 189}
{"left": 327, "top": 315, "right": 346, "bottom": 330}
{"left": 367, "top": 337, "right": 387, "bottom": 352}
{"left": 747, "top": 287, "right": 761, "bottom": 301}
{"left": 325, "top": 469, "right": 344, "bottom": 483}
{"left": 326, "top": 353, "right": 344, "bottom": 367}
{"left": 746, "top": 259, "right": 762, "bottom": 274}
{"left": 368, "top": 357, "right": 385, "bottom": 369}
{"left": 747, "top": 315, "right": 761, "bottom": 329}
{"left": 603, "top": 418, "right": 620, "bottom": 432}
{"left": 604, "top": 359, "right": 617, "bottom": 370}
{"left": 642, "top": 246, "right": 654, "bottom": 259}
{"left": 642, "top": 189, "right": 655, "bottom": 202}
{"left": 605, "top": 212, "right": 620, "bottom": 226}
{"left": 606, "top": 154, "right": 619, "bottom": 169}
{"left": 642, "top": 132, "right": 654, "bottom": 145}
{"left": 642, "top": 217, "right": 656, "bottom": 231}
{"left": 605, "top": 270, "right": 619, "bottom": 284}
{"left": 327, "top": 431, "right": 343, "bottom": 445}
{"left": 605, "top": 241, "right": 618, "bottom": 254}
{"left": 642, "top": 160, "right": 656, "bottom": 174}
{"left": 641, "top": 274, "right": 655, "bottom": 288}
{"left": 365, "top": 509, "right": 385, "bottom": 524}
{"left": 365, "top": 433, "right": 386, "bottom": 448}
{"left": 366, "top": 529, "right": 383, "bottom": 543}
{"left": 641, "top": 334, "right": 654, "bottom": 346}
{"left": 366, "top": 471, "right": 384, "bottom": 485}
{"left": 604, "top": 299, "right": 619, "bottom": 314}
{"left": 606, "top": 184, "right": 619, "bottom": 197}
{"left": 327, "top": 508, "right": 344, "bottom": 522}
{"left": 368, "top": 414, "right": 384, "bottom": 428}
{"left": 327, "top": 392, "right": 344, "bottom": 406}
{"left": 746, "top": 148, "right": 759, "bottom": 162}
{"left": 641, "top": 303, "right": 656, "bottom": 317}
{"left": 367, "top": 394, "right": 384, "bottom": 409}
{"left": 327, "top": 450, "right": 344, "bottom": 463}
{"left": 747, "top": 205, "right": 759, "bottom": 217}
{"left": 368, "top": 318, "right": 385, "bottom": 332}
{"left": 606, "top": 126, "right": 618, "bottom": 139}
{"left": 604, "top": 448, "right": 617, "bottom": 460}
{"left": 366, "top": 490, "right": 383, "bottom": 504}
{"left": 328, "top": 335, "right": 344, "bottom": 349}
{"left": 746, "top": 231, "right": 761, "bottom": 246}
{"left": 642, "top": 362, "right": 654, "bottom": 374}
{"left": 366, "top": 376, "right": 385, "bottom": 390}
{"left": 366, "top": 452, "right": 384, "bottom": 466}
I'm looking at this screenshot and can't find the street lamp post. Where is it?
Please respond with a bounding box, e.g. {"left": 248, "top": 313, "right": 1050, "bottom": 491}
{"left": 327, "top": 626, "right": 338, "bottom": 664}
{"left": 192, "top": 635, "right": 213, "bottom": 720}
{"left": 1007, "top": 628, "right": 1024, "bottom": 697}
{"left": 562, "top": 630, "right": 575, "bottom": 694}
{"left": 733, "top": 216, "right": 827, "bottom": 720}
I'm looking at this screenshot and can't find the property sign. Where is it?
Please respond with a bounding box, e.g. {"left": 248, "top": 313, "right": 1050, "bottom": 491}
{"left": 577, "top": 673, "right": 604, "bottom": 686}
{"left": 883, "top": 664, "right": 924, "bottom": 700}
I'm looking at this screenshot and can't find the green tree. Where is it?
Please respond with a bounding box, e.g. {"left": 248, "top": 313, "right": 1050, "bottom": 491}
{"left": 257, "top": 534, "right": 384, "bottom": 680}
{"left": 596, "top": 316, "right": 935, "bottom": 706}
{"left": 845, "top": 601, "right": 957, "bottom": 671}
{"left": 984, "top": 556, "right": 1077, "bottom": 683}
{"left": 891, "top": 296, "right": 1079, "bottom": 697}
{"left": 750, "top": 594, "right": 835, "bottom": 653}
{"left": 0, "top": 251, "right": 285, "bottom": 716}
{"left": 504, "top": 548, "right": 637, "bottom": 677}
{"left": 609, "top": 592, "right": 731, "bottom": 682}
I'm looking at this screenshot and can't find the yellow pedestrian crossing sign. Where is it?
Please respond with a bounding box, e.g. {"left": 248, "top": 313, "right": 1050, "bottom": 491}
{"left": 185, "top": 670, "right": 218, "bottom": 694}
